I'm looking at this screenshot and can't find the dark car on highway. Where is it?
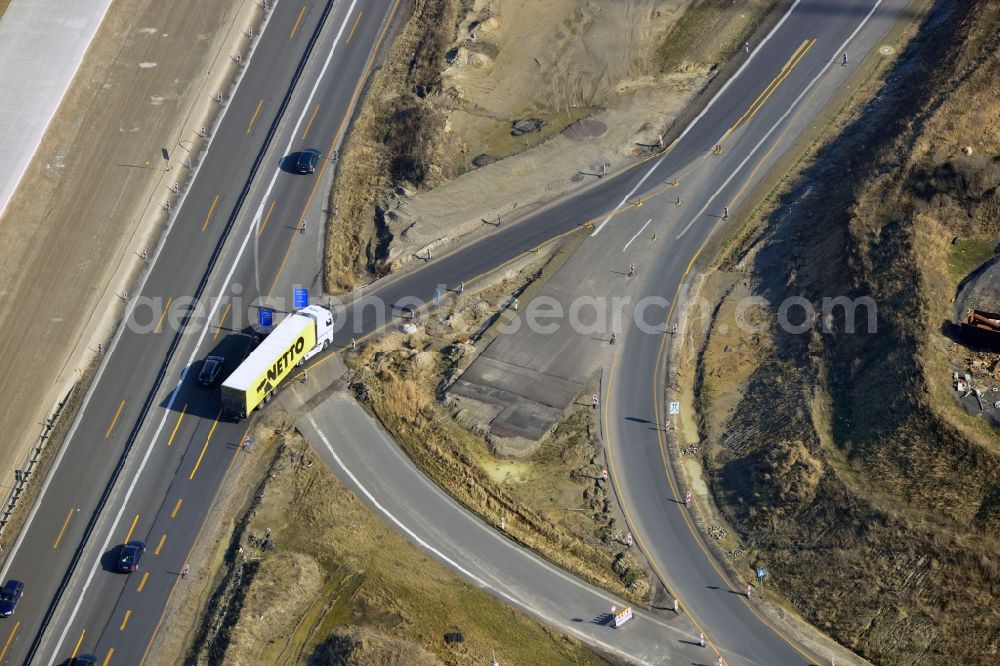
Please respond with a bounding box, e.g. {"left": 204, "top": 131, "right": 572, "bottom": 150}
{"left": 74, "top": 655, "right": 98, "bottom": 666}
{"left": 295, "top": 149, "right": 321, "bottom": 174}
{"left": 0, "top": 580, "right": 23, "bottom": 617}
{"left": 118, "top": 540, "right": 146, "bottom": 573}
{"left": 198, "top": 355, "right": 225, "bottom": 387}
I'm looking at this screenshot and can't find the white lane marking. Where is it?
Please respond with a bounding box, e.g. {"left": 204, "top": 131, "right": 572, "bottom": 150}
{"left": 589, "top": 0, "right": 806, "bottom": 237}
{"left": 46, "top": 1, "right": 362, "bottom": 661}
{"left": 676, "top": 0, "right": 885, "bottom": 239}
{"left": 306, "top": 411, "right": 669, "bottom": 666}
{"left": 623, "top": 219, "right": 652, "bottom": 252}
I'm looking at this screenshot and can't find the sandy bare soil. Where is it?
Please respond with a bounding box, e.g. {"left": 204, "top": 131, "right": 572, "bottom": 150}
{"left": 385, "top": 0, "right": 701, "bottom": 265}
{"left": 325, "top": 0, "right": 775, "bottom": 285}
{"left": 0, "top": 0, "right": 258, "bottom": 543}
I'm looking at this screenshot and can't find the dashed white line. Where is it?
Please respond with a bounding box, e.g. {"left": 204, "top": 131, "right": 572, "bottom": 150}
{"left": 623, "top": 218, "right": 652, "bottom": 252}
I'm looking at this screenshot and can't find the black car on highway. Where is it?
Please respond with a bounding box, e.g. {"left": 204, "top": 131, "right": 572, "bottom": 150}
{"left": 198, "top": 355, "right": 225, "bottom": 387}
{"left": 74, "top": 655, "right": 98, "bottom": 666}
{"left": 118, "top": 540, "right": 146, "bottom": 573}
{"left": 0, "top": 580, "right": 23, "bottom": 617}
{"left": 295, "top": 149, "right": 321, "bottom": 174}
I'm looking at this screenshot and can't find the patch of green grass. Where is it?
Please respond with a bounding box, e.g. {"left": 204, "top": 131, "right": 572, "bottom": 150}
{"left": 948, "top": 238, "right": 995, "bottom": 284}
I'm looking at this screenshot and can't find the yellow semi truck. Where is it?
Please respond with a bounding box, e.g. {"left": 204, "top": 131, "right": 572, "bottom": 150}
{"left": 221, "top": 305, "right": 334, "bottom": 419}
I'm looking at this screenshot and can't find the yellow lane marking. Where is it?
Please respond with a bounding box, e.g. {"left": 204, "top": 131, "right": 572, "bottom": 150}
{"left": 267, "top": 0, "right": 400, "bottom": 295}
{"left": 213, "top": 302, "right": 232, "bottom": 341}
{"left": 718, "top": 39, "right": 814, "bottom": 145}
{"left": 655, "top": 62, "right": 830, "bottom": 666}
{"left": 256, "top": 199, "right": 277, "bottom": 237}
{"left": 140, "top": 425, "right": 250, "bottom": 665}
{"left": 346, "top": 11, "right": 363, "bottom": 44}
{"left": 119, "top": 610, "right": 131, "bottom": 631}
{"left": 154, "top": 533, "right": 167, "bottom": 555}
{"left": 167, "top": 405, "right": 187, "bottom": 447}
{"left": 746, "top": 39, "right": 815, "bottom": 127}
{"left": 246, "top": 99, "right": 265, "bottom": 135}
{"left": 727, "top": 98, "right": 801, "bottom": 208}
{"left": 0, "top": 622, "right": 19, "bottom": 661}
{"left": 726, "top": 39, "right": 809, "bottom": 137}
{"left": 290, "top": 5, "right": 307, "bottom": 40}
{"left": 137, "top": 572, "right": 150, "bottom": 593}
{"left": 153, "top": 295, "right": 173, "bottom": 334}
{"left": 141, "top": 10, "right": 396, "bottom": 658}
{"left": 71, "top": 629, "right": 86, "bottom": 658}
{"left": 603, "top": 123, "right": 824, "bottom": 665}
{"left": 102, "top": 648, "right": 113, "bottom": 666}
{"left": 201, "top": 194, "right": 220, "bottom": 232}
{"left": 53, "top": 507, "right": 75, "bottom": 549}
{"left": 170, "top": 499, "right": 183, "bottom": 518}
{"left": 104, "top": 400, "right": 125, "bottom": 439}
{"left": 270, "top": 123, "right": 342, "bottom": 292}
{"left": 720, "top": 40, "right": 809, "bottom": 143}
{"left": 301, "top": 104, "right": 320, "bottom": 141}
{"left": 601, "top": 356, "right": 724, "bottom": 661}
{"left": 189, "top": 409, "right": 223, "bottom": 480}
{"left": 123, "top": 513, "right": 139, "bottom": 544}
{"left": 597, "top": 77, "right": 831, "bottom": 660}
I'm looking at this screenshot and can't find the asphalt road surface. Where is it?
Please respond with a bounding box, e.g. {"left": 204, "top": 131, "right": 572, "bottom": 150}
{"left": 0, "top": 0, "right": 913, "bottom": 664}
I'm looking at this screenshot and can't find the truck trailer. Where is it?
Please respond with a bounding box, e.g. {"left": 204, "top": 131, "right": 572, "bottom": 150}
{"left": 221, "top": 305, "right": 334, "bottom": 419}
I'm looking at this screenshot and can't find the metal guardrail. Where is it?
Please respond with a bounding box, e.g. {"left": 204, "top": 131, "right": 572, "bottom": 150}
{"left": 0, "top": 384, "right": 76, "bottom": 539}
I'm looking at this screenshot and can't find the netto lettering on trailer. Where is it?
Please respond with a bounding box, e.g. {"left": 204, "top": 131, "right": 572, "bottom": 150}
{"left": 255, "top": 336, "right": 306, "bottom": 398}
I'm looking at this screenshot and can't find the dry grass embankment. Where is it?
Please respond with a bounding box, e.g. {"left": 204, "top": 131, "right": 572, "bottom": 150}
{"left": 325, "top": 0, "right": 464, "bottom": 289}
{"left": 656, "top": 0, "right": 773, "bottom": 73}
{"left": 183, "top": 430, "right": 615, "bottom": 666}
{"left": 691, "top": 2, "right": 1000, "bottom": 663}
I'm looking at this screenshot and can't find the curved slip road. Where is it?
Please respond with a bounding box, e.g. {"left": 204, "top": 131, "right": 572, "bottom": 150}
{"left": 298, "top": 394, "right": 712, "bottom": 666}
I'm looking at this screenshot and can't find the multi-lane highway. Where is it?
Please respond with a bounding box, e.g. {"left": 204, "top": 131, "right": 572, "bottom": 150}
{"left": 0, "top": 1, "right": 399, "bottom": 662}
{"left": 0, "top": 0, "right": 913, "bottom": 664}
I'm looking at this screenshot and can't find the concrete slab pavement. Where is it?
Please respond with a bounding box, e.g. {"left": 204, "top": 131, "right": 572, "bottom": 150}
{"left": 450, "top": 204, "right": 674, "bottom": 440}
{"left": 0, "top": 0, "right": 114, "bottom": 218}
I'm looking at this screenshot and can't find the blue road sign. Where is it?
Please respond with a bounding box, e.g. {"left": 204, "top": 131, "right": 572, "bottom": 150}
{"left": 756, "top": 568, "right": 766, "bottom": 579}
{"left": 293, "top": 288, "right": 308, "bottom": 309}
{"left": 258, "top": 307, "right": 273, "bottom": 328}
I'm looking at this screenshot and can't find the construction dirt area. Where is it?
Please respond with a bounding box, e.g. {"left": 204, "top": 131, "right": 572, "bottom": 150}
{"left": 679, "top": 1, "right": 1000, "bottom": 664}
{"left": 325, "top": 0, "right": 776, "bottom": 288}
{"left": 0, "top": 0, "right": 257, "bottom": 547}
